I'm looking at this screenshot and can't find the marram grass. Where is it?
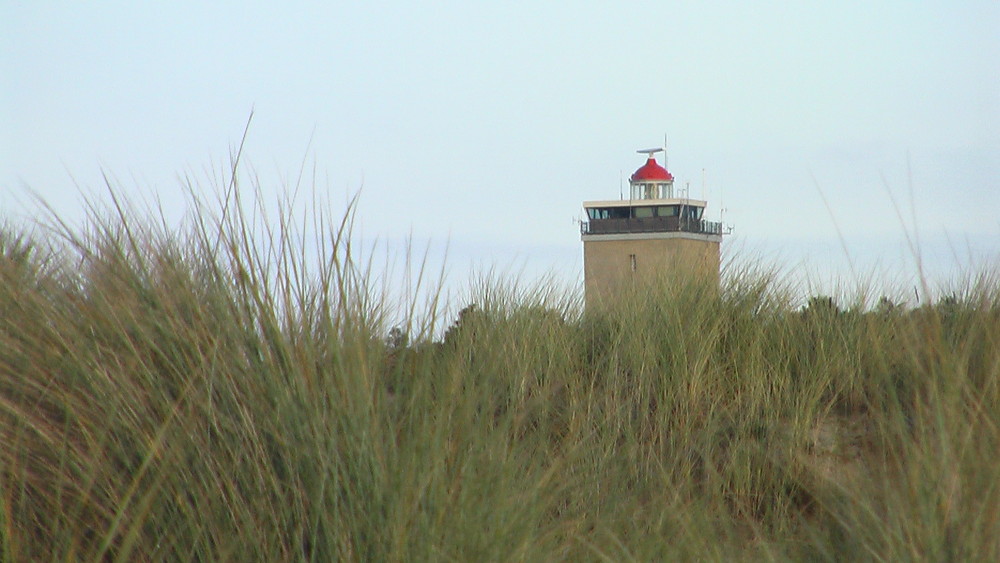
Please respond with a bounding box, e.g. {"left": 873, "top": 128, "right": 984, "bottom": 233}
{"left": 0, "top": 191, "right": 998, "bottom": 561}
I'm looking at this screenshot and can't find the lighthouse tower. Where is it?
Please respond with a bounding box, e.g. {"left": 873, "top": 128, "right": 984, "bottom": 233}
{"left": 581, "top": 148, "right": 725, "bottom": 306}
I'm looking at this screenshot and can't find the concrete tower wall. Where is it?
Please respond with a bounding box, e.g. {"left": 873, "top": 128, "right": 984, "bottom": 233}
{"left": 583, "top": 232, "right": 721, "bottom": 306}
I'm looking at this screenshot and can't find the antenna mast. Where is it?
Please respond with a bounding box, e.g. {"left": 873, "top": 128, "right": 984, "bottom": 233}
{"left": 663, "top": 133, "right": 668, "bottom": 170}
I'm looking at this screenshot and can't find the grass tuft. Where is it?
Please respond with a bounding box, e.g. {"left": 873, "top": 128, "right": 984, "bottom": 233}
{"left": 0, "top": 184, "right": 998, "bottom": 560}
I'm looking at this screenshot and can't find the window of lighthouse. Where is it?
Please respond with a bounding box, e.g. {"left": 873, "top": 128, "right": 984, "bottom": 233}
{"left": 644, "top": 184, "right": 656, "bottom": 199}
{"left": 680, "top": 206, "right": 705, "bottom": 221}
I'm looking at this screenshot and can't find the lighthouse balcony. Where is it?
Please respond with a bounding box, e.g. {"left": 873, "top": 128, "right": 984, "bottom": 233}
{"left": 581, "top": 216, "right": 726, "bottom": 236}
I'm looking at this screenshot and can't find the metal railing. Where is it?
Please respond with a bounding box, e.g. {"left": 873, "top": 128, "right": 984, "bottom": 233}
{"left": 581, "top": 217, "right": 728, "bottom": 236}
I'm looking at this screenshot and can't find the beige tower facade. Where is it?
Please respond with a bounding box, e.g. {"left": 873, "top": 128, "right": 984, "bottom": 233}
{"left": 581, "top": 149, "right": 724, "bottom": 306}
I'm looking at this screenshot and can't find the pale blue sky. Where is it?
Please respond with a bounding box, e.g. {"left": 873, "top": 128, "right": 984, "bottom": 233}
{"left": 2, "top": 1, "right": 998, "bottom": 303}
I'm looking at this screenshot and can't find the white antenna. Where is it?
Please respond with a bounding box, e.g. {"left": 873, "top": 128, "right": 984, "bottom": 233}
{"left": 718, "top": 183, "right": 731, "bottom": 233}
{"left": 629, "top": 165, "right": 633, "bottom": 213}
{"left": 619, "top": 169, "right": 623, "bottom": 200}
{"left": 663, "top": 133, "right": 668, "bottom": 169}
{"left": 719, "top": 181, "right": 725, "bottom": 223}
{"left": 683, "top": 181, "right": 691, "bottom": 228}
{"left": 701, "top": 168, "right": 706, "bottom": 200}
{"left": 636, "top": 147, "right": 663, "bottom": 157}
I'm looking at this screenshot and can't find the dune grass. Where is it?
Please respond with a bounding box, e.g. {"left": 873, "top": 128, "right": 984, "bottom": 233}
{"left": 0, "top": 186, "right": 998, "bottom": 561}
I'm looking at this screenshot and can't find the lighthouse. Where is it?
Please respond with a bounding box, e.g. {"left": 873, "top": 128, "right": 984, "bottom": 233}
{"left": 581, "top": 148, "right": 725, "bottom": 306}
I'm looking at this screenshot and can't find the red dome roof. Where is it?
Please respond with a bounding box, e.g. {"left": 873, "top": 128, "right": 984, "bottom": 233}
{"left": 630, "top": 157, "right": 673, "bottom": 182}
